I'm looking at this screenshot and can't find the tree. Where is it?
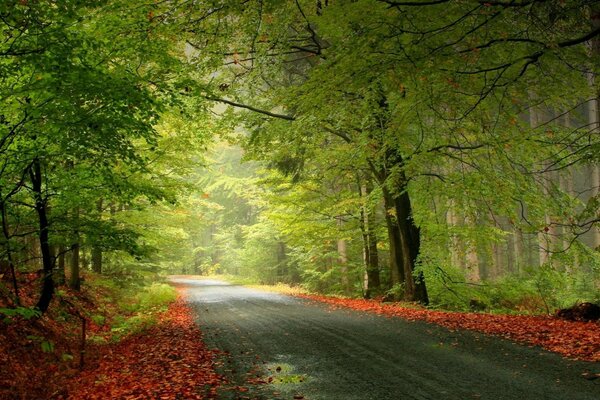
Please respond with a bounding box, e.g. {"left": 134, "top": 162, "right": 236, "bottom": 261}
{"left": 0, "top": 0, "right": 186, "bottom": 311}
{"left": 180, "top": 0, "right": 599, "bottom": 302}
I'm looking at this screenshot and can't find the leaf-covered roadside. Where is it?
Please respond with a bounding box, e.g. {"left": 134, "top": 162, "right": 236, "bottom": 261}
{"left": 62, "top": 291, "right": 225, "bottom": 399}
{"left": 297, "top": 294, "right": 600, "bottom": 362}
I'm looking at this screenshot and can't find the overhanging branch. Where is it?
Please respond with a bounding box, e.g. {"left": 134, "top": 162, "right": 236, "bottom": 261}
{"left": 205, "top": 96, "right": 295, "bottom": 120}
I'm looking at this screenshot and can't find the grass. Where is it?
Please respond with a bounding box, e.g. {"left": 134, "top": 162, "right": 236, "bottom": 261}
{"left": 85, "top": 275, "right": 178, "bottom": 342}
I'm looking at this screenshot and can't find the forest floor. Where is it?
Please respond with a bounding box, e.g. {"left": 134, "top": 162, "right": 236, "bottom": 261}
{"left": 2, "top": 275, "right": 599, "bottom": 399}
{"left": 59, "top": 292, "right": 225, "bottom": 399}
{"left": 0, "top": 275, "right": 231, "bottom": 400}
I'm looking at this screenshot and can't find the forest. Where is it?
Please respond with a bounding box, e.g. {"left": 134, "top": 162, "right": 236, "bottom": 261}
{"left": 1, "top": 0, "right": 600, "bottom": 398}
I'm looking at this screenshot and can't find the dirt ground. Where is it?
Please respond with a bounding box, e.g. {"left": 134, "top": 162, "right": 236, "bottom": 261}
{"left": 172, "top": 277, "right": 600, "bottom": 400}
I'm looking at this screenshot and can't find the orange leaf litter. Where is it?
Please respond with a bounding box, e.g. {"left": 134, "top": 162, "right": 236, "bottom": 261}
{"left": 63, "top": 290, "right": 225, "bottom": 400}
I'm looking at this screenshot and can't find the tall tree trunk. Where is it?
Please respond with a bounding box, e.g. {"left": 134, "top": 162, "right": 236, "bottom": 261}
{"left": 336, "top": 216, "right": 351, "bottom": 295}
{"left": 30, "top": 158, "right": 54, "bottom": 313}
{"left": 358, "top": 179, "right": 381, "bottom": 298}
{"left": 80, "top": 246, "right": 88, "bottom": 271}
{"left": 512, "top": 226, "right": 524, "bottom": 274}
{"left": 374, "top": 164, "right": 428, "bottom": 303}
{"left": 590, "top": 166, "right": 600, "bottom": 249}
{"left": 337, "top": 237, "right": 350, "bottom": 294}
{"left": 529, "top": 106, "right": 553, "bottom": 266}
{"left": 446, "top": 200, "right": 462, "bottom": 268}
{"left": 366, "top": 222, "right": 380, "bottom": 293}
{"left": 70, "top": 241, "right": 80, "bottom": 290}
{"left": 69, "top": 208, "right": 81, "bottom": 290}
{"left": 357, "top": 180, "right": 371, "bottom": 295}
{"left": 0, "top": 201, "right": 19, "bottom": 305}
{"left": 91, "top": 246, "right": 102, "bottom": 274}
{"left": 382, "top": 186, "right": 405, "bottom": 290}
{"left": 461, "top": 212, "right": 480, "bottom": 280}
{"left": 393, "top": 183, "right": 429, "bottom": 304}
{"left": 56, "top": 244, "right": 66, "bottom": 285}
{"left": 362, "top": 88, "right": 428, "bottom": 302}
{"left": 590, "top": 4, "right": 600, "bottom": 250}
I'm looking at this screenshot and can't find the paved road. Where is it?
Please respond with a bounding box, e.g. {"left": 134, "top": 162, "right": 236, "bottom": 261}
{"left": 173, "top": 277, "right": 599, "bottom": 400}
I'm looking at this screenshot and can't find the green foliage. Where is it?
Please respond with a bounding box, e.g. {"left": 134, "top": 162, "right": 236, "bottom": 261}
{"left": 136, "top": 284, "right": 177, "bottom": 311}
{"left": 0, "top": 307, "right": 41, "bottom": 322}
{"left": 110, "top": 314, "right": 157, "bottom": 342}
{"left": 384, "top": 284, "right": 406, "bottom": 302}
{"left": 40, "top": 340, "right": 55, "bottom": 354}
{"left": 300, "top": 267, "right": 338, "bottom": 294}
{"left": 2, "top": 0, "right": 598, "bottom": 315}
{"left": 425, "top": 266, "right": 477, "bottom": 310}
{"left": 84, "top": 278, "right": 177, "bottom": 343}
{"left": 130, "top": 0, "right": 600, "bottom": 310}
{"left": 426, "top": 264, "right": 600, "bottom": 313}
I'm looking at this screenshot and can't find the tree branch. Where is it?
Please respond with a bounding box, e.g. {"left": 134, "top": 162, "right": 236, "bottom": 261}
{"left": 426, "top": 143, "right": 486, "bottom": 153}
{"left": 322, "top": 126, "right": 352, "bottom": 143}
{"left": 558, "top": 26, "right": 600, "bottom": 48}
{"left": 205, "top": 96, "right": 295, "bottom": 120}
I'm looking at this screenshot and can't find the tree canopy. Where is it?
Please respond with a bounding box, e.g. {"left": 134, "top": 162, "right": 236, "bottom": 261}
{"left": 0, "top": 0, "right": 599, "bottom": 313}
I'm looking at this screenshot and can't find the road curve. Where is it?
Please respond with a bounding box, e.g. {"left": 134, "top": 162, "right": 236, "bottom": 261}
{"left": 173, "top": 277, "right": 599, "bottom": 400}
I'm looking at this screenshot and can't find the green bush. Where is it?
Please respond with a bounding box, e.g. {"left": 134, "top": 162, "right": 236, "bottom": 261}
{"left": 110, "top": 314, "right": 156, "bottom": 341}
{"left": 136, "top": 283, "right": 177, "bottom": 311}
{"left": 425, "top": 263, "right": 600, "bottom": 314}
{"left": 384, "top": 283, "right": 406, "bottom": 302}
{"left": 85, "top": 279, "right": 178, "bottom": 344}
{"left": 425, "top": 265, "right": 480, "bottom": 310}
{"left": 0, "top": 307, "right": 41, "bottom": 321}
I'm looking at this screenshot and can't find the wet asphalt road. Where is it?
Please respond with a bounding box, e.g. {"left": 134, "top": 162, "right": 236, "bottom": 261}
{"left": 173, "top": 277, "right": 599, "bottom": 400}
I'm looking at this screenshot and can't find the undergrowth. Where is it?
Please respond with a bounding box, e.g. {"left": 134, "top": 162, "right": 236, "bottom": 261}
{"left": 427, "top": 265, "right": 600, "bottom": 314}
{"left": 0, "top": 271, "right": 177, "bottom": 399}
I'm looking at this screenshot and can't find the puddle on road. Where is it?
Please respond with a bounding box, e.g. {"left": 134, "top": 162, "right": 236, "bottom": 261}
{"left": 263, "top": 362, "right": 311, "bottom": 399}
{"left": 265, "top": 362, "right": 310, "bottom": 385}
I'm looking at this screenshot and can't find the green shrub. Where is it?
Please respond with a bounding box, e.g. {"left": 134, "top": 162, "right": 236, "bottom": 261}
{"left": 425, "top": 262, "right": 600, "bottom": 314}
{"left": 110, "top": 314, "right": 156, "bottom": 341}
{"left": 384, "top": 283, "right": 406, "bottom": 302}
{"left": 136, "top": 283, "right": 177, "bottom": 311}
{"left": 425, "top": 265, "right": 479, "bottom": 310}
{"left": 0, "top": 307, "right": 41, "bottom": 321}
